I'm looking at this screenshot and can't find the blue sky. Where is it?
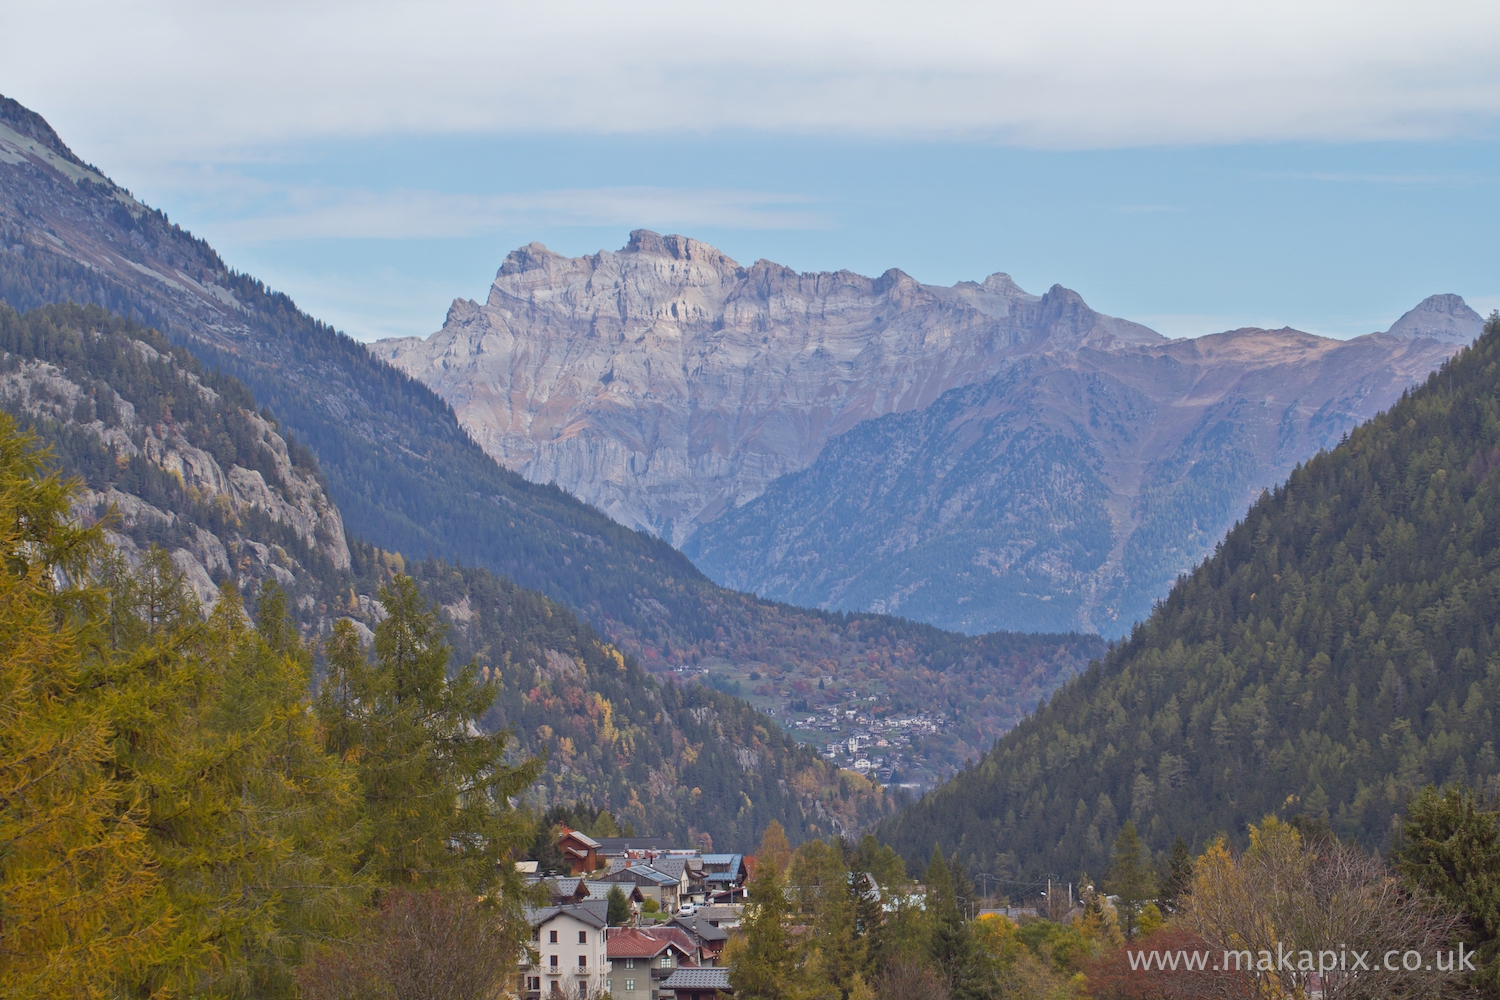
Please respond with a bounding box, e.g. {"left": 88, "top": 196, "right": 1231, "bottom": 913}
{"left": 5, "top": 1, "right": 1499, "bottom": 342}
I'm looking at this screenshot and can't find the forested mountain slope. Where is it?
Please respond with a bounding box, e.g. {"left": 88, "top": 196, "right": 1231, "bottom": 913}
{"left": 880, "top": 312, "right": 1500, "bottom": 879}
{"left": 0, "top": 301, "right": 883, "bottom": 850}
{"left": 0, "top": 94, "right": 1097, "bottom": 779}
{"left": 0, "top": 302, "right": 349, "bottom": 611}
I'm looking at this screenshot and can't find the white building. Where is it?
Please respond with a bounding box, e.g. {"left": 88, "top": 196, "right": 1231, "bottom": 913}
{"left": 521, "top": 902, "right": 610, "bottom": 998}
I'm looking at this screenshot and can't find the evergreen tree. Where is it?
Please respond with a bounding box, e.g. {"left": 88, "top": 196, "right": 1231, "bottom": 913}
{"left": 0, "top": 416, "right": 166, "bottom": 997}
{"left": 807, "top": 842, "right": 866, "bottom": 999}
{"left": 925, "top": 846, "right": 982, "bottom": 998}
{"left": 1106, "top": 821, "right": 1155, "bottom": 940}
{"left": 607, "top": 885, "right": 632, "bottom": 926}
{"left": 730, "top": 859, "right": 819, "bottom": 1000}
{"left": 1395, "top": 784, "right": 1500, "bottom": 996}
{"left": 317, "top": 575, "right": 541, "bottom": 906}
{"left": 1158, "top": 836, "right": 1195, "bottom": 914}
{"left": 106, "top": 561, "right": 366, "bottom": 998}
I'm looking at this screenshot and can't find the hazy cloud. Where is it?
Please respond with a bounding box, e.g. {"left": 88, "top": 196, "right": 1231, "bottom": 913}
{"left": 5, "top": 0, "right": 1500, "bottom": 166}
{"left": 209, "top": 186, "right": 827, "bottom": 242}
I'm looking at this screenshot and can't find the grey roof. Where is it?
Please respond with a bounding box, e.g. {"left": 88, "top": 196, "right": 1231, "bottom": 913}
{"left": 651, "top": 857, "right": 689, "bottom": 880}
{"left": 670, "top": 914, "right": 729, "bottom": 941}
{"left": 700, "top": 854, "right": 741, "bottom": 866}
{"left": 661, "top": 967, "right": 733, "bottom": 991}
{"left": 598, "top": 865, "right": 679, "bottom": 886}
{"left": 524, "top": 901, "right": 608, "bottom": 930}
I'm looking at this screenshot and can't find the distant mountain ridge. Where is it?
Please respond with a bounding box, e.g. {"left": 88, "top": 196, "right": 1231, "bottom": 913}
{"left": 377, "top": 230, "right": 1468, "bottom": 636}
{"left": 688, "top": 319, "right": 1466, "bottom": 635}
{"left": 375, "top": 231, "right": 1163, "bottom": 547}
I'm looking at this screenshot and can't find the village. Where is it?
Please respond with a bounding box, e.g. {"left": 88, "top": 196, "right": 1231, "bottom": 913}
{"left": 519, "top": 828, "right": 750, "bottom": 1000}
{"left": 518, "top": 826, "right": 1065, "bottom": 1000}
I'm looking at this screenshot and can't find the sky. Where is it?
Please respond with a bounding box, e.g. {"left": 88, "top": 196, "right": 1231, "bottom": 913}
{"left": 3, "top": 0, "right": 1499, "bottom": 342}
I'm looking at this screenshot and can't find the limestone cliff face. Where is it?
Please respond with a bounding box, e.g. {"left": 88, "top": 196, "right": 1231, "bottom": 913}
{"left": 374, "top": 230, "right": 1163, "bottom": 545}
{"left": 378, "top": 229, "right": 1471, "bottom": 636}
{"left": 0, "top": 341, "right": 350, "bottom": 609}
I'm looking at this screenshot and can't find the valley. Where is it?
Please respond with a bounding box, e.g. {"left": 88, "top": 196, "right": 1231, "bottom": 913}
{"left": 0, "top": 94, "right": 1097, "bottom": 796}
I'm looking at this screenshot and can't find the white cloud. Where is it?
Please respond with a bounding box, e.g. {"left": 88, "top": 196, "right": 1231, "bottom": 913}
{"left": 5, "top": 0, "right": 1500, "bottom": 167}
{"left": 208, "top": 186, "right": 827, "bottom": 242}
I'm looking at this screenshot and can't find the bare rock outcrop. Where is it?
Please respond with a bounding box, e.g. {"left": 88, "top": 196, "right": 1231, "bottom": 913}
{"left": 0, "top": 348, "right": 349, "bottom": 609}
{"left": 375, "top": 230, "right": 1163, "bottom": 545}
{"left": 1385, "top": 293, "right": 1486, "bottom": 344}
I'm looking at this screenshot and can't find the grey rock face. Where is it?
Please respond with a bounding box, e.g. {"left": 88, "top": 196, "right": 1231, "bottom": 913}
{"left": 382, "top": 229, "right": 1470, "bottom": 636}
{"left": 0, "top": 349, "right": 350, "bottom": 609}
{"left": 376, "top": 230, "right": 1162, "bottom": 546}
{"left": 1385, "top": 293, "right": 1486, "bottom": 344}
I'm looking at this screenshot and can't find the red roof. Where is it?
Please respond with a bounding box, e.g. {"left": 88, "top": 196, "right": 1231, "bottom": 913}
{"left": 606, "top": 927, "right": 701, "bottom": 962}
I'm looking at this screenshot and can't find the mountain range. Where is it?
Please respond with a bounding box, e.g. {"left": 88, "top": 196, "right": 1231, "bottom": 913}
{"left": 377, "top": 234, "right": 1474, "bottom": 636}
{"left": 0, "top": 93, "right": 1100, "bottom": 794}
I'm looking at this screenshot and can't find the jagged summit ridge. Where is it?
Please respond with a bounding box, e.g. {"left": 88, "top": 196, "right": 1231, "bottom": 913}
{"left": 377, "top": 231, "right": 1162, "bottom": 545}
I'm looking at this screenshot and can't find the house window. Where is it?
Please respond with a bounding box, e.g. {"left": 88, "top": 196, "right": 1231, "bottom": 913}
{"left": 549, "top": 955, "right": 558, "bottom": 967}
{"left": 549, "top": 930, "right": 558, "bottom": 943}
{"left": 625, "top": 980, "right": 635, "bottom": 991}
{"left": 527, "top": 976, "right": 541, "bottom": 990}
{"left": 578, "top": 930, "right": 588, "bottom": 944}
{"left": 605, "top": 981, "right": 612, "bottom": 993}
{"left": 578, "top": 955, "right": 587, "bottom": 968}
{"left": 661, "top": 952, "right": 673, "bottom": 967}
{"left": 625, "top": 958, "right": 635, "bottom": 969}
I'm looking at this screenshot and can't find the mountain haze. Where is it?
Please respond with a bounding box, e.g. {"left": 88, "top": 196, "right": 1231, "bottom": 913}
{"left": 375, "top": 231, "right": 1162, "bottom": 547}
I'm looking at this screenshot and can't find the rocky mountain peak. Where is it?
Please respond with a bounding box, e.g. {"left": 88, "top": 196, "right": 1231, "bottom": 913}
{"left": 380, "top": 235, "right": 1178, "bottom": 545}
{"left": 496, "top": 241, "right": 565, "bottom": 276}
{"left": 0, "top": 94, "right": 80, "bottom": 165}
{"left": 625, "top": 229, "right": 739, "bottom": 268}
{"left": 980, "top": 272, "right": 1034, "bottom": 297}
{"left": 1385, "top": 293, "right": 1485, "bottom": 344}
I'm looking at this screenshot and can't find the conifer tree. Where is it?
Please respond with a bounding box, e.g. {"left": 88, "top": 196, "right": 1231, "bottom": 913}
{"left": 1106, "top": 821, "right": 1155, "bottom": 940}
{"left": 0, "top": 416, "right": 165, "bottom": 998}
{"left": 803, "top": 842, "right": 866, "bottom": 999}
{"left": 607, "top": 885, "right": 632, "bottom": 926}
{"left": 730, "top": 858, "right": 820, "bottom": 1000}
{"left": 1158, "top": 836, "right": 1195, "bottom": 914}
{"left": 1395, "top": 784, "right": 1500, "bottom": 995}
{"left": 106, "top": 565, "right": 366, "bottom": 998}
{"left": 316, "top": 575, "right": 541, "bottom": 933}
{"left": 925, "top": 846, "right": 982, "bottom": 998}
